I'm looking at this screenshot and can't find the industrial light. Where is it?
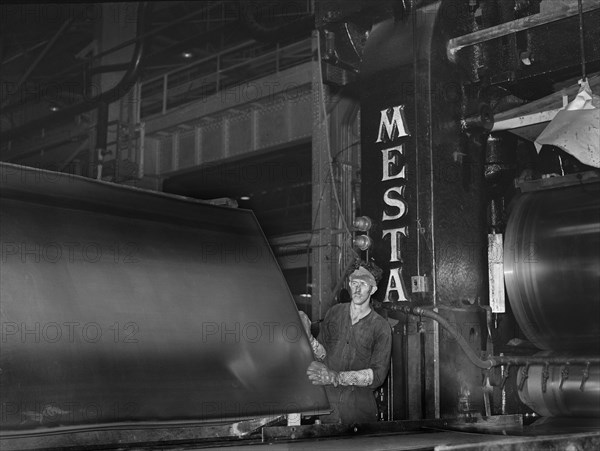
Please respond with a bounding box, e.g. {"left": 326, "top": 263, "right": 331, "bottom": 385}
{"left": 240, "top": 195, "right": 251, "bottom": 201}
{"left": 353, "top": 216, "right": 372, "bottom": 232}
{"left": 49, "top": 105, "right": 60, "bottom": 112}
{"left": 181, "top": 51, "right": 193, "bottom": 59}
{"left": 299, "top": 293, "right": 312, "bottom": 298}
{"left": 353, "top": 235, "right": 373, "bottom": 251}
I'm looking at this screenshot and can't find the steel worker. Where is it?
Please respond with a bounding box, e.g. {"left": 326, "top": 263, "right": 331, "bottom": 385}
{"left": 299, "top": 263, "right": 392, "bottom": 424}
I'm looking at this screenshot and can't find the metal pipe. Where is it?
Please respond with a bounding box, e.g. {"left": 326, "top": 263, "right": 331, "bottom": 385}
{"left": 420, "top": 324, "right": 427, "bottom": 418}
{"left": 578, "top": 0, "right": 587, "bottom": 79}
{"left": 447, "top": 0, "right": 599, "bottom": 61}
{"left": 22, "top": 2, "right": 225, "bottom": 87}
{"left": 1, "top": 40, "right": 48, "bottom": 66}
{"left": 461, "top": 103, "right": 494, "bottom": 132}
{"left": 381, "top": 302, "right": 493, "bottom": 369}
{"left": 1, "top": 2, "right": 149, "bottom": 143}
{"left": 95, "top": 101, "right": 109, "bottom": 179}
{"left": 380, "top": 302, "right": 600, "bottom": 369}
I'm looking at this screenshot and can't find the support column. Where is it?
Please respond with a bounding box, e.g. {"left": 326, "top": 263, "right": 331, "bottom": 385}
{"left": 310, "top": 32, "right": 361, "bottom": 321}
{"left": 311, "top": 32, "right": 334, "bottom": 321}
{"left": 94, "top": 3, "right": 138, "bottom": 181}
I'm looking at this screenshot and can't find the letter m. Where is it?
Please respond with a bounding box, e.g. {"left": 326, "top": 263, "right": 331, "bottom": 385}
{"left": 376, "top": 106, "right": 410, "bottom": 143}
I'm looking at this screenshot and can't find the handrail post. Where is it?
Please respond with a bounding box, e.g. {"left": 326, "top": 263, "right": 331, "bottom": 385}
{"left": 216, "top": 54, "right": 221, "bottom": 93}
{"left": 162, "top": 74, "right": 168, "bottom": 114}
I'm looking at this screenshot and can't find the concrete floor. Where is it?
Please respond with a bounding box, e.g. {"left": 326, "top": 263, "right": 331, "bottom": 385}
{"left": 187, "top": 430, "right": 527, "bottom": 450}
{"left": 184, "top": 426, "right": 600, "bottom": 451}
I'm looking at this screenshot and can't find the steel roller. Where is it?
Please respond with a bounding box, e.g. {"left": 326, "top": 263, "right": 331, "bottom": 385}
{"left": 504, "top": 178, "right": 600, "bottom": 352}
{"left": 518, "top": 360, "right": 600, "bottom": 418}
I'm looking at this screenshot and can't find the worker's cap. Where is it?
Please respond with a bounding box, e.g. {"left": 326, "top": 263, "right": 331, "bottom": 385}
{"left": 349, "top": 266, "right": 377, "bottom": 287}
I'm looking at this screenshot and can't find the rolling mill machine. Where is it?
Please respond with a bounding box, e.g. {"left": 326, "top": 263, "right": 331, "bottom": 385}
{"left": 1, "top": 0, "right": 600, "bottom": 449}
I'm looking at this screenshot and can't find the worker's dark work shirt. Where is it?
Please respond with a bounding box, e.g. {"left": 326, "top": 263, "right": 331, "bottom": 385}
{"left": 318, "top": 303, "right": 392, "bottom": 424}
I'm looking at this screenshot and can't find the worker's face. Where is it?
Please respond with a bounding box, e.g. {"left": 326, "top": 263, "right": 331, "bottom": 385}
{"left": 349, "top": 279, "right": 376, "bottom": 305}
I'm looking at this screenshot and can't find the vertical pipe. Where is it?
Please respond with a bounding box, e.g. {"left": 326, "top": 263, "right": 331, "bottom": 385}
{"left": 95, "top": 101, "right": 109, "bottom": 180}
{"left": 138, "top": 122, "right": 145, "bottom": 179}
{"left": 216, "top": 54, "right": 221, "bottom": 93}
{"left": 115, "top": 112, "right": 121, "bottom": 182}
{"left": 420, "top": 327, "right": 427, "bottom": 419}
{"left": 578, "top": 0, "right": 587, "bottom": 79}
{"left": 162, "top": 74, "right": 168, "bottom": 114}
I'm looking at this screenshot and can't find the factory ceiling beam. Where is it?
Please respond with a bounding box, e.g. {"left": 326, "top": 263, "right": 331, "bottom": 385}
{"left": 447, "top": 0, "right": 600, "bottom": 62}
{"left": 0, "top": 18, "right": 73, "bottom": 110}
{"left": 0, "top": 3, "right": 148, "bottom": 144}
{"left": 1, "top": 40, "right": 48, "bottom": 66}
{"left": 143, "top": 62, "right": 311, "bottom": 135}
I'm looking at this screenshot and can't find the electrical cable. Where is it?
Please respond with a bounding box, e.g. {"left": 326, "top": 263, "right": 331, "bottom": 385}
{"left": 303, "top": 166, "right": 358, "bottom": 312}
{"left": 304, "top": 177, "right": 329, "bottom": 302}
{"left": 315, "top": 31, "right": 354, "bottom": 239}
{"left": 331, "top": 140, "right": 360, "bottom": 162}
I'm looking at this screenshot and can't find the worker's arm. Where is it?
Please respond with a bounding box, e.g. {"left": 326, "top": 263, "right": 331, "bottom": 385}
{"left": 307, "top": 362, "right": 373, "bottom": 387}
{"left": 337, "top": 369, "right": 373, "bottom": 386}
{"left": 299, "top": 311, "right": 326, "bottom": 361}
{"left": 308, "top": 319, "right": 392, "bottom": 388}
{"left": 365, "top": 320, "right": 393, "bottom": 389}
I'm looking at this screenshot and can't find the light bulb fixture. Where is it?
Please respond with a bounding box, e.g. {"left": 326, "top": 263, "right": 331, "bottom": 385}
{"left": 353, "top": 216, "right": 372, "bottom": 232}
{"left": 353, "top": 235, "right": 372, "bottom": 251}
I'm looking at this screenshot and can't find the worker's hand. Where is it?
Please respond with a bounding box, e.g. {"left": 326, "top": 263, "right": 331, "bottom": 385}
{"left": 307, "top": 361, "right": 339, "bottom": 387}
{"left": 298, "top": 311, "right": 312, "bottom": 338}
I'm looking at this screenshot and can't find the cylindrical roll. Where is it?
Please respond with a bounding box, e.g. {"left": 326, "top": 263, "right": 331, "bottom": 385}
{"left": 504, "top": 180, "right": 600, "bottom": 352}
{"left": 519, "top": 361, "right": 600, "bottom": 418}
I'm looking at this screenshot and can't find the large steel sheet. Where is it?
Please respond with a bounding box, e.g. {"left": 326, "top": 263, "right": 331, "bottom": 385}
{"left": 0, "top": 163, "right": 328, "bottom": 432}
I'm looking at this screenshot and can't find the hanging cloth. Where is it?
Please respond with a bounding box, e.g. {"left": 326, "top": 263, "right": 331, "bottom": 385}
{"left": 534, "top": 79, "right": 600, "bottom": 168}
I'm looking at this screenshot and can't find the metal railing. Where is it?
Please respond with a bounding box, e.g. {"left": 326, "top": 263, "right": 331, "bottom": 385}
{"left": 140, "top": 37, "right": 312, "bottom": 118}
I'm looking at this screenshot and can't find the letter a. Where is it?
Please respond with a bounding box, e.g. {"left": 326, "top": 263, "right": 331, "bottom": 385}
{"left": 385, "top": 267, "right": 409, "bottom": 301}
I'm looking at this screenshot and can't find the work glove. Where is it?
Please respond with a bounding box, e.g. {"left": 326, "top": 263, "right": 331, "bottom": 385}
{"left": 307, "top": 361, "right": 339, "bottom": 387}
